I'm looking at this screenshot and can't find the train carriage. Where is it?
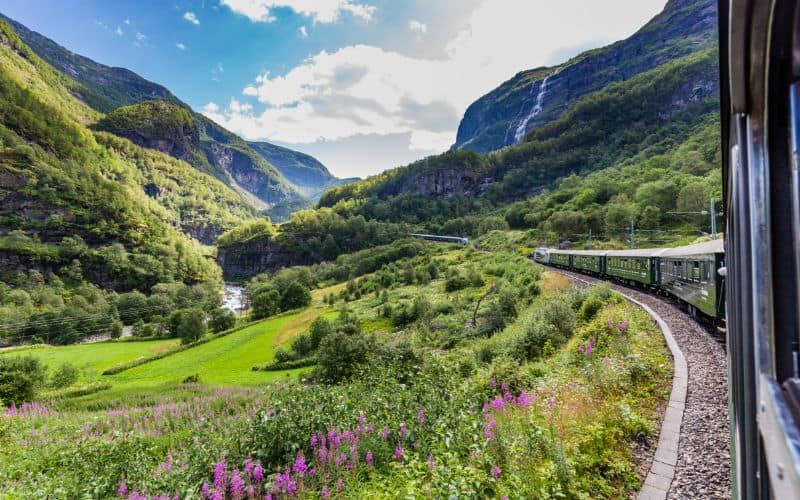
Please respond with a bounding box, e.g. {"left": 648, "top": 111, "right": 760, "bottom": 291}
{"left": 659, "top": 240, "right": 725, "bottom": 320}
{"left": 604, "top": 248, "right": 664, "bottom": 286}
{"left": 570, "top": 250, "right": 606, "bottom": 274}
{"left": 548, "top": 250, "right": 571, "bottom": 268}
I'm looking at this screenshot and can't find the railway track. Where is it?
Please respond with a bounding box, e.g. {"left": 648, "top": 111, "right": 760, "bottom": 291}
{"left": 552, "top": 268, "right": 731, "bottom": 499}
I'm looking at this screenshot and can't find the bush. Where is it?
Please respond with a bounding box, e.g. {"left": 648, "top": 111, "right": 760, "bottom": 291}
{"left": 308, "top": 317, "right": 334, "bottom": 349}
{"left": 539, "top": 296, "right": 577, "bottom": 339}
{"left": 168, "top": 308, "right": 207, "bottom": 344}
{"left": 315, "top": 332, "right": 373, "bottom": 384}
{"left": 110, "top": 320, "right": 123, "bottom": 339}
{"left": 182, "top": 374, "right": 200, "bottom": 384}
{"left": 280, "top": 281, "right": 311, "bottom": 311}
{"left": 50, "top": 362, "right": 79, "bottom": 389}
{"left": 251, "top": 285, "right": 281, "bottom": 319}
{"left": 0, "top": 355, "right": 46, "bottom": 405}
{"left": 209, "top": 308, "right": 236, "bottom": 333}
{"left": 116, "top": 291, "right": 148, "bottom": 325}
{"left": 445, "top": 272, "right": 470, "bottom": 292}
{"left": 578, "top": 296, "right": 604, "bottom": 322}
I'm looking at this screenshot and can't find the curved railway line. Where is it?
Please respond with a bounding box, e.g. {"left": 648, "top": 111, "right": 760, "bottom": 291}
{"left": 550, "top": 268, "right": 730, "bottom": 499}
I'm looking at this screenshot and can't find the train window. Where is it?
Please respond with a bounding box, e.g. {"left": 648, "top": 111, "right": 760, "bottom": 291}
{"left": 692, "top": 261, "right": 700, "bottom": 282}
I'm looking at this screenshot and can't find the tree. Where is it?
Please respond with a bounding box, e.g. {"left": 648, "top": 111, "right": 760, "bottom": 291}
{"left": 604, "top": 202, "right": 637, "bottom": 239}
{"left": 547, "top": 211, "right": 587, "bottom": 238}
{"left": 280, "top": 281, "right": 311, "bottom": 311}
{"left": 116, "top": 291, "right": 148, "bottom": 325}
{"left": 315, "top": 332, "right": 372, "bottom": 384}
{"left": 477, "top": 216, "right": 510, "bottom": 236}
{"left": 308, "top": 317, "right": 334, "bottom": 350}
{"left": 110, "top": 320, "right": 123, "bottom": 339}
{"left": 0, "top": 356, "right": 46, "bottom": 405}
{"left": 677, "top": 181, "right": 709, "bottom": 228}
{"left": 251, "top": 285, "right": 281, "bottom": 319}
{"left": 639, "top": 205, "right": 662, "bottom": 229}
{"left": 209, "top": 308, "right": 236, "bottom": 333}
{"left": 176, "top": 308, "right": 206, "bottom": 344}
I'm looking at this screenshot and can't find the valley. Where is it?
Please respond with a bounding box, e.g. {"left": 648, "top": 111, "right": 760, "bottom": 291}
{"left": 0, "top": 0, "right": 731, "bottom": 498}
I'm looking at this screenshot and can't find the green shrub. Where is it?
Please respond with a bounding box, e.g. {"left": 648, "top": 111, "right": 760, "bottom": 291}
{"left": 251, "top": 285, "right": 281, "bottom": 319}
{"left": 445, "top": 272, "right": 470, "bottom": 292}
{"left": 209, "top": 308, "right": 236, "bottom": 333}
{"left": 49, "top": 362, "right": 79, "bottom": 389}
{"left": 280, "top": 281, "right": 311, "bottom": 311}
{"left": 578, "top": 296, "right": 604, "bottom": 322}
{"left": 0, "top": 355, "right": 46, "bottom": 405}
{"left": 181, "top": 374, "right": 200, "bottom": 384}
{"left": 315, "top": 332, "right": 373, "bottom": 384}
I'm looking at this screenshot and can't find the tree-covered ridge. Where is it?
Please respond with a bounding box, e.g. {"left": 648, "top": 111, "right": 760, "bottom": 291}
{"left": 454, "top": 0, "right": 717, "bottom": 152}
{"left": 0, "top": 16, "right": 270, "bottom": 343}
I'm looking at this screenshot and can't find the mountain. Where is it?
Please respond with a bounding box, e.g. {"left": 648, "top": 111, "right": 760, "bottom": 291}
{"left": 0, "top": 15, "right": 253, "bottom": 293}
{"left": 246, "top": 141, "right": 358, "bottom": 200}
{"left": 0, "top": 13, "right": 339, "bottom": 218}
{"left": 318, "top": 0, "right": 719, "bottom": 229}
{"left": 453, "top": 0, "right": 717, "bottom": 153}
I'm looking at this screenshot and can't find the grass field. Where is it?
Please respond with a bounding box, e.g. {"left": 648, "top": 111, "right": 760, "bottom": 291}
{"left": 0, "top": 338, "right": 180, "bottom": 384}
{"left": 109, "top": 308, "right": 324, "bottom": 388}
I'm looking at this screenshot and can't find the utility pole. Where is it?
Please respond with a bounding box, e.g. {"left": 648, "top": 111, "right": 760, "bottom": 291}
{"left": 588, "top": 228, "right": 593, "bottom": 249}
{"left": 630, "top": 220, "right": 635, "bottom": 248}
{"left": 710, "top": 198, "right": 717, "bottom": 239}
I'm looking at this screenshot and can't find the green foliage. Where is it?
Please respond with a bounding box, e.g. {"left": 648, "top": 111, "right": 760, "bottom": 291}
{"left": 279, "top": 281, "right": 311, "bottom": 311}
{"left": 0, "top": 355, "right": 46, "bottom": 405}
{"left": 314, "top": 332, "right": 373, "bottom": 384}
{"left": 208, "top": 308, "right": 236, "bottom": 333}
{"left": 49, "top": 362, "right": 78, "bottom": 389}
{"left": 250, "top": 285, "right": 281, "bottom": 320}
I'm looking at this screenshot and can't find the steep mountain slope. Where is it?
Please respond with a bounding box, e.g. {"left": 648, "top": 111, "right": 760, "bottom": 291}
{"left": 246, "top": 141, "right": 358, "bottom": 200}
{"left": 0, "top": 15, "right": 251, "bottom": 292}
{"left": 0, "top": 13, "right": 178, "bottom": 113}
{"left": 0, "top": 13, "right": 321, "bottom": 217}
{"left": 453, "top": 0, "right": 716, "bottom": 152}
{"left": 320, "top": 48, "right": 718, "bottom": 222}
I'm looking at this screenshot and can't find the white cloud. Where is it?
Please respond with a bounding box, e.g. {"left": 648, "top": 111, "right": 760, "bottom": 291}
{"left": 123, "top": 19, "right": 131, "bottom": 25}
{"left": 183, "top": 11, "right": 200, "bottom": 25}
{"left": 176, "top": 42, "right": 187, "bottom": 50}
{"left": 115, "top": 26, "right": 123, "bottom": 36}
{"left": 298, "top": 25, "right": 308, "bottom": 37}
{"left": 133, "top": 31, "right": 147, "bottom": 47}
{"left": 205, "top": 0, "right": 667, "bottom": 175}
{"left": 408, "top": 20, "right": 426, "bottom": 34}
{"left": 220, "top": 0, "right": 375, "bottom": 24}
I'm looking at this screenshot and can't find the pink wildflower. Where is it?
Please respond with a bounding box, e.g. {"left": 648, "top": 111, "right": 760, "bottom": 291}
{"left": 418, "top": 407, "right": 425, "bottom": 424}
{"left": 253, "top": 464, "right": 263, "bottom": 483}
{"left": 400, "top": 423, "right": 407, "bottom": 439}
{"left": 117, "top": 481, "right": 127, "bottom": 497}
{"left": 200, "top": 481, "right": 210, "bottom": 498}
{"left": 229, "top": 469, "right": 245, "bottom": 500}
{"left": 491, "top": 464, "right": 501, "bottom": 479}
{"left": 394, "top": 445, "right": 403, "bottom": 461}
{"left": 427, "top": 455, "right": 435, "bottom": 469}
{"left": 213, "top": 459, "right": 227, "bottom": 491}
{"left": 336, "top": 478, "right": 344, "bottom": 492}
{"left": 381, "top": 427, "right": 389, "bottom": 440}
{"left": 321, "top": 486, "right": 330, "bottom": 499}
{"left": 365, "top": 451, "right": 374, "bottom": 466}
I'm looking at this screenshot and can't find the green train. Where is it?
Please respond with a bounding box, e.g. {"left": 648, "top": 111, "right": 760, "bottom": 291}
{"left": 533, "top": 240, "right": 725, "bottom": 321}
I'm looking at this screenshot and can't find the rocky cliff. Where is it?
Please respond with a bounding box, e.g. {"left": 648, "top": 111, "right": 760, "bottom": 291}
{"left": 453, "top": 0, "right": 717, "bottom": 152}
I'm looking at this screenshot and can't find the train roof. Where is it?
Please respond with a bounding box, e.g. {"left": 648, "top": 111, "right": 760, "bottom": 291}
{"left": 605, "top": 248, "right": 669, "bottom": 257}
{"left": 660, "top": 239, "right": 724, "bottom": 257}
{"left": 542, "top": 239, "right": 724, "bottom": 258}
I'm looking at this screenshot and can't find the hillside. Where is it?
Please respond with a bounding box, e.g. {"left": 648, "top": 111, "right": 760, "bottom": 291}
{"left": 247, "top": 141, "right": 358, "bottom": 200}
{"left": 0, "top": 12, "right": 328, "bottom": 217}
{"left": 0, "top": 16, "right": 261, "bottom": 343}
{"left": 319, "top": 46, "right": 719, "bottom": 229}
{"left": 453, "top": 0, "right": 717, "bottom": 152}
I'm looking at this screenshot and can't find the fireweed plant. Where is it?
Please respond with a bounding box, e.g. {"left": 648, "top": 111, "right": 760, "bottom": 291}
{"left": 1, "top": 254, "right": 670, "bottom": 499}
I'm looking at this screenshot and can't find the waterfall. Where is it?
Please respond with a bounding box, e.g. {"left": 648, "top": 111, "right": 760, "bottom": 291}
{"left": 511, "top": 73, "right": 553, "bottom": 144}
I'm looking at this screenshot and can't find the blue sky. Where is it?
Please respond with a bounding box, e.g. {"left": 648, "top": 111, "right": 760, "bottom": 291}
{"left": 1, "top": 0, "right": 667, "bottom": 178}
